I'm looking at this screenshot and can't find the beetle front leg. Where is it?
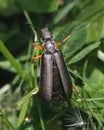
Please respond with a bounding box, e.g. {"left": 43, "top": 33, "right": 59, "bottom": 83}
{"left": 32, "top": 43, "right": 44, "bottom": 50}
{"left": 32, "top": 55, "right": 42, "bottom": 62}
{"left": 72, "top": 84, "right": 87, "bottom": 103}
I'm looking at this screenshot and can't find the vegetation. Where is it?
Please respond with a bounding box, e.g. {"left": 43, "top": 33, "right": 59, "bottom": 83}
{"left": 0, "top": 0, "right": 104, "bottom": 130}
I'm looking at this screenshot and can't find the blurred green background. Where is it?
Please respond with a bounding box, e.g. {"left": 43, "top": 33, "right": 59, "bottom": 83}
{"left": 0, "top": 0, "right": 104, "bottom": 130}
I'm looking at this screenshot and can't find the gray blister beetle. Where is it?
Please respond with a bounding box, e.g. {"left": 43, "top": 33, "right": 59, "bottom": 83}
{"left": 32, "top": 28, "right": 72, "bottom": 104}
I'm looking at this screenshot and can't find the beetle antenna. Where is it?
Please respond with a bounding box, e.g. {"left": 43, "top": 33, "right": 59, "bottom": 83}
{"left": 46, "top": 12, "right": 56, "bottom": 30}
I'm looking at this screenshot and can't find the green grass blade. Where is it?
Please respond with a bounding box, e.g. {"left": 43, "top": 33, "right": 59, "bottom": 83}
{"left": 0, "top": 40, "right": 24, "bottom": 78}
{"left": 17, "top": 87, "right": 39, "bottom": 106}
{"left": 36, "top": 99, "right": 45, "bottom": 130}
{"left": 69, "top": 41, "right": 101, "bottom": 64}
{"left": 23, "top": 10, "right": 38, "bottom": 41}
{"left": 16, "top": 99, "right": 30, "bottom": 130}
{"left": 0, "top": 110, "right": 15, "bottom": 130}
{"left": 53, "top": 1, "right": 77, "bottom": 24}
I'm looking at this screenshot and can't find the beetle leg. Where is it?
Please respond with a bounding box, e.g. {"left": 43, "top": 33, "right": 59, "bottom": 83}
{"left": 55, "top": 42, "right": 62, "bottom": 47}
{"left": 62, "top": 34, "right": 71, "bottom": 43}
{"left": 56, "top": 34, "right": 71, "bottom": 47}
{"left": 32, "top": 55, "right": 42, "bottom": 62}
{"left": 32, "top": 43, "right": 44, "bottom": 50}
{"left": 72, "top": 84, "right": 87, "bottom": 103}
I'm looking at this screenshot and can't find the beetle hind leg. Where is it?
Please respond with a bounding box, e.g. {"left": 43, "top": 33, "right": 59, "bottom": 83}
{"left": 55, "top": 34, "right": 71, "bottom": 47}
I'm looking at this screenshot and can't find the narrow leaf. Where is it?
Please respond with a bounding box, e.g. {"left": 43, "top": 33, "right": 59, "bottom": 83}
{"left": 16, "top": 99, "right": 30, "bottom": 129}
{"left": 0, "top": 110, "right": 15, "bottom": 130}
{"left": 18, "top": 0, "right": 58, "bottom": 13}
{"left": 53, "top": 1, "right": 77, "bottom": 24}
{"left": 17, "top": 87, "right": 39, "bottom": 106}
{"left": 69, "top": 41, "right": 101, "bottom": 64}
{"left": 0, "top": 40, "right": 24, "bottom": 77}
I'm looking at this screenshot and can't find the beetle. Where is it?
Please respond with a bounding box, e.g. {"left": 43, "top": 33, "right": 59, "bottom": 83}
{"left": 32, "top": 28, "right": 72, "bottom": 104}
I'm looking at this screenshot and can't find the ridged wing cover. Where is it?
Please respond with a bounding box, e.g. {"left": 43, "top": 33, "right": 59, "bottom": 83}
{"left": 40, "top": 53, "right": 53, "bottom": 102}
{"left": 54, "top": 50, "right": 72, "bottom": 99}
